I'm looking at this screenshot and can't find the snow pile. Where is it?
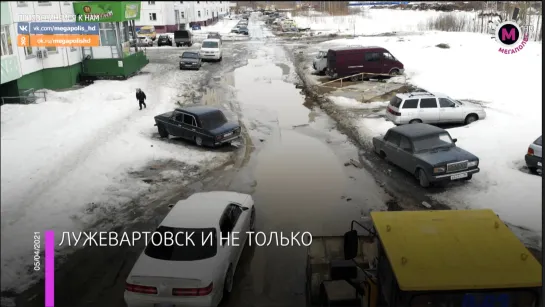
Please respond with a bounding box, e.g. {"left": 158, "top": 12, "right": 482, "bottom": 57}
{"left": 0, "top": 65, "right": 232, "bottom": 292}
{"left": 330, "top": 96, "right": 388, "bottom": 109}
{"left": 317, "top": 32, "right": 542, "bottom": 241}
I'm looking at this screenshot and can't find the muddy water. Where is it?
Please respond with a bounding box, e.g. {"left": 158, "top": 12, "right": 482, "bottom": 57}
{"left": 223, "top": 39, "right": 384, "bottom": 306}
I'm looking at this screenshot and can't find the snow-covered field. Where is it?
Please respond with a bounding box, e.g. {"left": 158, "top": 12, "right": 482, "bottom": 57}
{"left": 0, "top": 64, "right": 232, "bottom": 292}
{"left": 291, "top": 8, "right": 542, "bottom": 39}
{"left": 303, "top": 31, "right": 542, "bottom": 246}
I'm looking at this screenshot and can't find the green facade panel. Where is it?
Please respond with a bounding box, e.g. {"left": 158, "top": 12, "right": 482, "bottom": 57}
{"left": 1, "top": 56, "right": 22, "bottom": 84}
{"left": 17, "top": 63, "right": 82, "bottom": 91}
{"left": 1, "top": 2, "right": 12, "bottom": 25}
{"left": 82, "top": 51, "right": 148, "bottom": 78}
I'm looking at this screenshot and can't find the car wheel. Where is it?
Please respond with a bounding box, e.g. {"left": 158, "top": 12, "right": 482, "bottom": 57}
{"left": 176, "top": 44, "right": 180, "bottom": 47}
{"left": 223, "top": 266, "right": 234, "bottom": 296}
{"left": 378, "top": 150, "right": 386, "bottom": 159}
{"left": 417, "top": 169, "right": 430, "bottom": 188}
{"left": 195, "top": 136, "right": 203, "bottom": 146}
{"left": 409, "top": 119, "right": 422, "bottom": 124}
{"left": 465, "top": 114, "right": 478, "bottom": 125}
{"left": 390, "top": 69, "right": 400, "bottom": 76}
{"left": 158, "top": 124, "right": 169, "bottom": 138}
{"left": 250, "top": 207, "right": 256, "bottom": 231}
{"left": 350, "top": 75, "right": 360, "bottom": 82}
{"left": 219, "top": 56, "right": 223, "bottom": 62}
{"left": 528, "top": 167, "right": 538, "bottom": 174}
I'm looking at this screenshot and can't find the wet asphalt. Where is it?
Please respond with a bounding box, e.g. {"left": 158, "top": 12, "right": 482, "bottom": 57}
{"left": 6, "top": 15, "right": 541, "bottom": 307}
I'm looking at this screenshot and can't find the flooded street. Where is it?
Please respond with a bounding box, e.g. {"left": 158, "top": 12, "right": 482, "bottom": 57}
{"left": 212, "top": 21, "right": 388, "bottom": 307}
{"left": 11, "top": 17, "right": 390, "bottom": 307}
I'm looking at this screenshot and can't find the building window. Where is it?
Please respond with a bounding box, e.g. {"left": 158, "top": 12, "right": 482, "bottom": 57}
{"left": 198, "top": 11, "right": 201, "bottom": 17}
{"left": 70, "top": 46, "right": 77, "bottom": 52}
{"left": 149, "top": 13, "right": 157, "bottom": 21}
{"left": 63, "top": 1, "right": 71, "bottom": 5}
{"left": 0, "top": 25, "right": 14, "bottom": 57}
{"left": 119, "top": 21, "right": 129, "bottom": 43}
{"left": 24, "top": 46, "right": 34, "bottom": 57}
{"left": 197, "top": 1, "right": 199, "bottom": 3}
{"left": 37, "top": 1, "right": 52, "bottom": 6}
{"left": 181, "top": 12, "right": 185, "bottom": 18}
{"left": 207, "top": 10, "right": 209, "bottom": 16}
{"left": 148, "top": 1, "right": 155, "bottom": 4}
{"left": 180, "top": 1, "right": 183, "bottom": 3}
{"left": 99, "top": 22, "right": 117, "bottom": 46}
{"left": 220, "top": 8, "right": 222, "bottom": 12}
{"left": 17, "top": 1, "right": 28, "bottom": 7}
{"left": 45, "top": 46, "right": 57, "bottom": 53}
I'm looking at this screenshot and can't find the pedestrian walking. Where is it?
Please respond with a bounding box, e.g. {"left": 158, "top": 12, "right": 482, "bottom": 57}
{"left": 136, "top": 88, "right": 147, "bottom": 110}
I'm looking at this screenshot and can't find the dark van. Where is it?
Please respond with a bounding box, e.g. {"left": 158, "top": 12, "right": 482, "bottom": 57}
{"left": 326, "top": 46, "right": 404, "bottom": 80}
{"left": 174, "top": 30, "right": 193, "bottom": 47}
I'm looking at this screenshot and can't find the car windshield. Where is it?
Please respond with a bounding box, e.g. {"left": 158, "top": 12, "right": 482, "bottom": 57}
{"left": 389, "top": 96, "right": 403, "bottom": 108}
{"left": 139, "top": 29, "right": 152, "bottom": 34}
{"left": 182, "top": 52, "right": 198, "bottom": 59}
{"left": 412, "top": 132, "right": 454, "bottom": 152}
{"left": 200, "top": 111, "right": 228, "bottom": 130}
{"left": 202, "top": 41, "right": 219, "bottom": 48}
{"left": 535, "top": 136, "right": 542, "bottom": 146}
{"left": 159, "top": 35, "right": 168, "bottom": 39}
{"left": 317, "top": 51, "right": 326, "bottom": 58}
{"left": 410, "top": 290, "right": 538, "bottom": 307}
{"left": 144, "top": 226, "right": 217, "bottom": 261}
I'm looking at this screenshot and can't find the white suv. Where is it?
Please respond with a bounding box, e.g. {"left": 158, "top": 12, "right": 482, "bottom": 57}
{"left": 200, "top": 38, "right": 222, "bottom": 62}
{"left": 385, "top": 92, "right": 487, "bottom": 125}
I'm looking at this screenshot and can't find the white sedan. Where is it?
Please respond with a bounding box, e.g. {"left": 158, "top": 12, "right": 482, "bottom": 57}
{"left": 124, "top": 191, "right": 256, "bottom": 307}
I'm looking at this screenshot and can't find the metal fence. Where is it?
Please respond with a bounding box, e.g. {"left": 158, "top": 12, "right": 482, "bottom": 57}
{"left": 0, "top": 88, "right": 47, "bottom": 105}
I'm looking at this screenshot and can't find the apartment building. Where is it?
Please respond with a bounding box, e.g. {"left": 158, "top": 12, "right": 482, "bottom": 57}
{"left": 136, "top": 1, "right": 233, "bottom": 32}
{"left": 1, "top": 1, "right": 83, "bottom": 94}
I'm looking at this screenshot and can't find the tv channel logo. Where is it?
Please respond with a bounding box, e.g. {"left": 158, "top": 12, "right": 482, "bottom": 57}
{"left": 495, "top": 20, "right": 533, "bottom": 55}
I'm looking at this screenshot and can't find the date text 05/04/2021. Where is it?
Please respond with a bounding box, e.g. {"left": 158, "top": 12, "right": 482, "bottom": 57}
{"left": 57, "top": 231, "right": 314, "bottom": 247}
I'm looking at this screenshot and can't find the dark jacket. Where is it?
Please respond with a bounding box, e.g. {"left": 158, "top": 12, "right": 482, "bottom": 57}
{"left": 136, "top": 91, "right": 146, "bottom": 102}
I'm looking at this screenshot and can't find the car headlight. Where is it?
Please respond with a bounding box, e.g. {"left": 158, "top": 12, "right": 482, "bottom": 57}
{"left": 467, "top": 161, "right": 478, "bottom": 167}
{"left": 433, "top": 167, "right": 446, "bottom": 173}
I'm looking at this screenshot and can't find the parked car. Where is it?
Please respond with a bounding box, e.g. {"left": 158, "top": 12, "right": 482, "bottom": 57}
{"left": 192, "top": 24, "right": 202, "bottom": 30}
{"left": 200, "top": 39, "right": 222, "bottom": 62}
{"left": 385, "top": 92, "right": 487, "bottom": 125}
{"left": 207, "top": 32, "right": 222, "bottom": 42}
{"left": 179, "top": 51, "right": 201, "bottom": 70}
{"left": 372, "top": 123, "right": 480, "bottom": 187}
{"left": 525, "top": 135, "right": 542, "bottom": 174}
{"left": 326, "top": 46, "right": 404, "bottom": 80}
{"left": 157, "top": 34, "right": 172, "bottom": 46}
{"left": 136, "top": 36, "right": 153, "bottom": 47}
{"left": 154, "top": 106, "right": 240, "bottom": 147}
{"left": 124, "top": 191, "right": 256, "bottom": 307}
{"left": 137, "top": 25, "right": 157, "bottom": 41}
{"left": 312, "top": 50, "right": 328, "bottom": 74}
{"left": 238, "top": 26, "right": 249, "bottom": 35}
{"left": 231, "top": 27, "right": 240, "bottom": 34}
{"left": 174, "top": 30, "right": 193, "bottom": 47}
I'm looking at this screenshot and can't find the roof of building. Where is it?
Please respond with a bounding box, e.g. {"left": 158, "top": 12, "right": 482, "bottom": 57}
{"left": 175, "top": 106, "right": 222, "bottom": 116}
{"left": 161, "top": 191, "right": 251, "bottom": 228}
{"left": 389, "top": 123, "right": 446, "bottom": 139}
{"left": 370, "top": 209, "right": 542, "bottom": 291}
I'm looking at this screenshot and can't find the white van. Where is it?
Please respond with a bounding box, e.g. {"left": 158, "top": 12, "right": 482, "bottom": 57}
{"left": 200, "top": 38, "right": 222, "bottom": 62}
{"left": 312, "top": 50, "right": 328, "bottom": 74}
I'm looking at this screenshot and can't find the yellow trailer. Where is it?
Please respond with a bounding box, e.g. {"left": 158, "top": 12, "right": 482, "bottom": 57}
{"left": 306, "top": 209, "right": 542, "bottom": 306}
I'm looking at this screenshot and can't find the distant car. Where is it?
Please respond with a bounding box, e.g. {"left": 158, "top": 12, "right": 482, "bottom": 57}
{"left": 238, "top": 26, "right": 249, "bottom": 35}
{"left": 174, "top": 30, "right": 193, "bottom": 47}
{"left": 136, "top": 36, "right": 153, "bottom": 47}
{"left": 179, "top": 51, "right": 201, "bottom": 70}
{"left": 200, "top": 38, "right": 222, "bottom": 62}
{"left": 154, "top": 106, "right": 241, "bottom": 147}
{"left": 386, "top": 92, "right": 487, "bottom": 125}
{"left": 372, "top": 123, "right": 480, "bottom": 187}
{"left": 192, "top": 24, "right": 201, "bottom": 30}
{"left": 230, "top": 27, "right": 240, "bottom": 34}
{"left": 157, "top": 34, "right": 172, "bottom": 46}
{"left": 207, "top": 32, "right": 222, "bottom": 42}
{"left": 326, "top": 46, "right": 404, "bottom": 80}
{"left": 525, "top": 135, "right": 542, "bottom": 174}
{"left": 124, "top": 191, "right": 256, "bottom": 307}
